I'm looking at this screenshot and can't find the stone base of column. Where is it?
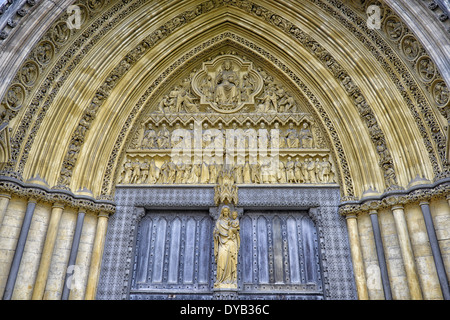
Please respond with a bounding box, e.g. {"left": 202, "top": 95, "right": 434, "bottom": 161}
{"left": 213, "top": 288, "right": 238, "bottom": 300}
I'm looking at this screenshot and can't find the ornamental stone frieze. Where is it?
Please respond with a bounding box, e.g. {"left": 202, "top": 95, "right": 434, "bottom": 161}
{"left": 339, "top": 176, "right": 450, "bottom": 216}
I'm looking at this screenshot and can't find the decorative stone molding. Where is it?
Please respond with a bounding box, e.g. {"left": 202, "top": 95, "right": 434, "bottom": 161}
{"left": 0, "top": 174, "right": 115, "bottom": 214}
{"left": 0, "top": 0, "right": 446, "bottom": 199}
{"left": 338, "top": 176, "right": 450, "bottom": 216}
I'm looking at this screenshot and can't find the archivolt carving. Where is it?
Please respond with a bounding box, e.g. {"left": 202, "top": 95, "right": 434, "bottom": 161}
{"left": 103, "top": 33, "right": 344, "bottom": 199}
{"left": 328, "top": 0, "right": 447, "bottom": 176}
{"left": 0, "top": 0, "right": 446, "bottom": 199}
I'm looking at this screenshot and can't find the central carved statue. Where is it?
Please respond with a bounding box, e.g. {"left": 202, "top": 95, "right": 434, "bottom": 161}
{"left": 213, "top": 206, "right": 240, "bottom": 289}
{"left": 215, "top": 60, "right": 240, "bottom": 105}
{"left": 191, "top": 54, "right": 263, "bottom": 113}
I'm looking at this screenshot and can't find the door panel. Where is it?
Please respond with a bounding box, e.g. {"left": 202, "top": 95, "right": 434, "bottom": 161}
{"left": 130, "top": 210, "right": 213, "bottom": 300}
{"left": 130, "top": 209, "right": 323, "bottom": 300}
{"left": 238, "top": 210, "right": 324, "bottom": 300}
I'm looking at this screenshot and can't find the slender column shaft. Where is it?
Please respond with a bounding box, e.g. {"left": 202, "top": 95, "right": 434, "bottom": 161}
{"left": 2, "top": 198, "right": 37, "bottom": 300}
{"left": 391, "top": 205, "right": 422, "bottom": 299}
{"left": 85, "top": 212, "right": 109, "bottom": 300}
{"left": 369, "top": 209, "right": 392, "bottom": 300}
{"left": 32, "top": 203, "right": 64, "bottom": 300}
{"left": 0, "top": 193, "right": 11, "bottom": 227}
{"left": 419, "top": 201, "right": 450, "bottom": 300}
{"left": 61, "top": 209, "right": 85, "bottom": 300}
{"left": 346, "top": 213, "right": 369, "bottom": 300}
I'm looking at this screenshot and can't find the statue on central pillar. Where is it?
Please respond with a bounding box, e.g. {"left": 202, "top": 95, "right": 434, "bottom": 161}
{"left": 213, "top": 206, "right": 240, "bottom": 289}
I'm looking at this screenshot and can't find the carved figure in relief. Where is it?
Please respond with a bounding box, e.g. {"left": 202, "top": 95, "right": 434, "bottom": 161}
{"left": 278, "top": 92, "right": 297, "bottom": 112}
{"left": 256, "top": 87, "right": 277, "bottom": 113}
{"left": 314, "top": 158, "right": 321, "bottom": 183}
{"left": 250, "top": 162, "right": 261, "bottom": 183}
{"left": 306, "top": 158, "right": 316, "bottom": 183}
{"left": 285, "top": 122, "right": 299, "bottom": 148}
{"left": 286, "top": 156, "right": 295, "bottom": 183}
{"left": 209, "top": 162, "right": 218, "bottom": 184}
{"left": 320, "top": 156, "right": 332, "bottom": 183}
{"left": 188, "top": 163, "right": 201, "bottom": 184}
{"left": 157, "top": 124, "right": 170, "bottom": 149}
{"left": 240, "top": 73, "right": 254, "bottom": 101}
{"left": 173, "top": 85, "right": 199, "bottom": 113}
{"left": 157, "top": 95, "right": 172, "bottom": 113}
{"left": 200, "top": 75, "right": 214, "bottom": 101}
{"left": 148, "top": 160, "right": 159, "bottom": 184}
{"left": 158, "top": 160, "right": 169, "bottom": 183}
{"left": 213, "top": 206, "right": 240, "bottom": 289}
{"left": 244, "top": 121, "right": 256, "bottom": 150}
{"left": 175, "top": 161, "right": 185, "bottom": 184}
{"left": 141, "top": 123, "right": 157, "bottom": 149}
{"left": 200, "top": 161, "right": 210, "bottom": 183}
{"left": 261, "top": 160, "right": 271, "bottom": 183}
{"left": 402, "top": 37, "right": 419, "bottom": 60}
{"left": 140, "top": 160, "right": 149, "bottom": 184}
{"left": 36, "top": 42, "right": 53, "bottom": 64}
{"left": 233, "top": 164, "right": 243, "bottom": 184}
{"left": 122, "top": 160, "right": 133, "bottom": 183}
{"left": 386, "top": 19, "right": 403, "bottom": 40}
{"left": 243, "top": 161, "right": 251, "bottom": 183}
{"left": 434, "top": 82, "right": 449, "bottom": 105}
{"left": 167, "top": 161, "right": 176, "bottom": 183}
{"left": 258, "top": 122, "right": 269, "bottom": 149}
{"left": 299, "top": 122, "right": 313, "bottom": 148}
{"left": 215, "top": 60, "right": 240, "bottom": 105}
{"left": 418, "top": 58, "right": 435, "bottom": 81}
{"left": 130, "top": 161, "right": 141, "bottom": 184}
{"left": 277, "top": 160, "right": 287, "bottom": 183}
{"left": 202, "top": 122, "right": 212, "bottom": 148}
{"left": 294, "top": 156, "right": 304, "bottom": 183}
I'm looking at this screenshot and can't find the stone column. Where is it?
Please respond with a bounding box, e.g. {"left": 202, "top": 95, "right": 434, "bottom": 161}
{"left": 420, "top": 200, "right": 450, "bottom": 300}
{"left": 346, "top": 213, "right": 369, "bottom": 300}
{"left": 61, "top": 209, "right": 85, "bottom": 300}
{"left": 31, "top": 202, "right": 64, "bottom": 300}
{"left": 0, "top": 193, "right": 11, "bottom": 227}
{"left": 85, "top": 211, "right": 109, "bottom": 300}
{"left": 369, "top": 209, "right": 392, "bottom": 299}
{"left": 391, "top": 205, "right": 422, "bottom": 299}
{"left": 2, "top": 198, "right": 37, "bottom": 300}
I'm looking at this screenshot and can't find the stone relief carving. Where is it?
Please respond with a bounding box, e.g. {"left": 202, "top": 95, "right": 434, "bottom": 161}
{"left": 5, "top": 84, "right": 25, "bottom": 111}
{"left": 20, "top": 61, "right": 39, "bottom": 87}
{"left": 118, "top": 53, "right": 336, "bottom": 189}
{"left": 2, "top": 0, "right": 445, "bottom": 200}
{"left": 432, "top": 80, "right": 449, "bottom": 107}
{"left": 417, "top": 56, "right": 436, "bottom": 83}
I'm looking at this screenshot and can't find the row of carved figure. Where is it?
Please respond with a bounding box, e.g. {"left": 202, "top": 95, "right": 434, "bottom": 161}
{"left": 118, "top": 156, "right": 335, "bottom": 185}
{"left": 140, "top": 121, "right": 315, "bottom": 150}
